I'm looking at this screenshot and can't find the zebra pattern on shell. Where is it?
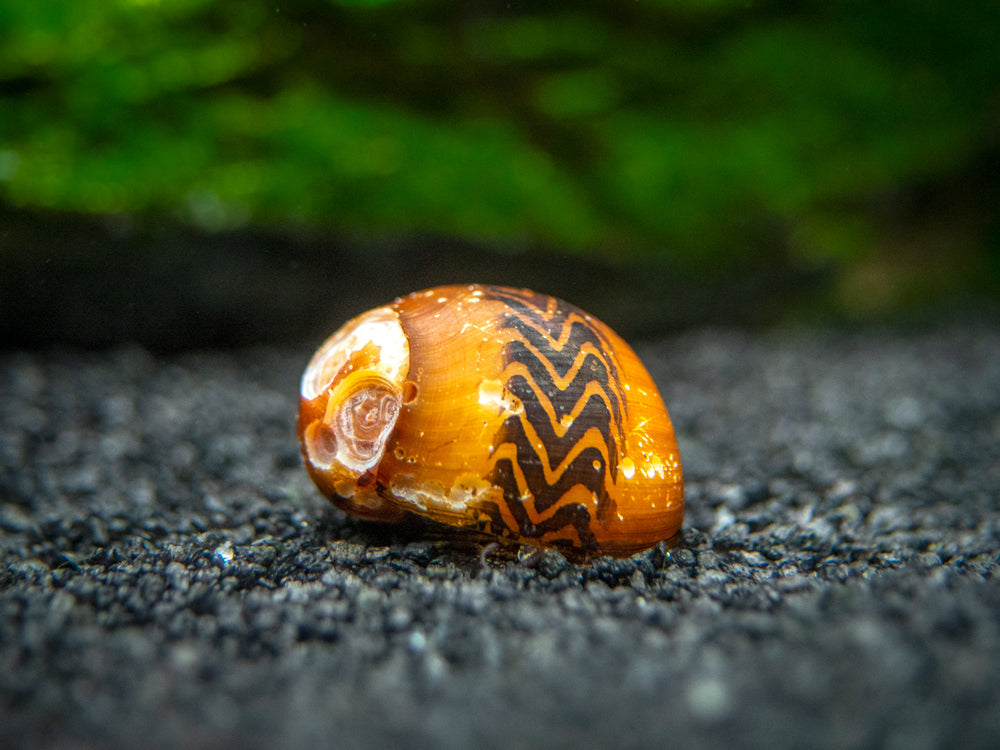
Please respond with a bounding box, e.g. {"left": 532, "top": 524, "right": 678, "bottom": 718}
{"left": 480, "top": 287, "right": 629, "bottom": 552}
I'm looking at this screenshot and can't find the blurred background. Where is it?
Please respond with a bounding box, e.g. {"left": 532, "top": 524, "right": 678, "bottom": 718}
{"left": 1, "top": 0, "right": 998, "bottom": 351}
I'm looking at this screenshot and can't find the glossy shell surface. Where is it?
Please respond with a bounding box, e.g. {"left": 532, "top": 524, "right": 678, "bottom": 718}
{"left": 297, "top": 284, "right": 684, "bottom": 557}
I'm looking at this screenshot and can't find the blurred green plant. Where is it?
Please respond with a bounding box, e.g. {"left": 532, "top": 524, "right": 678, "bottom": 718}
{"left": 1, "top": 0, "right": 997, "bottom": 290}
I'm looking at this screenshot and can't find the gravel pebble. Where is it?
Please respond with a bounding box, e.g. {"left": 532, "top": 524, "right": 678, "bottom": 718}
{"left": 2, "top": 324, "right": 1000, "bottom": 749}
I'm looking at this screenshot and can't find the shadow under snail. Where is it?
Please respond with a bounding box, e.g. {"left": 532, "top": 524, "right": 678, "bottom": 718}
{"left": 297, "top": 284, "right": 684, "bottom": 558}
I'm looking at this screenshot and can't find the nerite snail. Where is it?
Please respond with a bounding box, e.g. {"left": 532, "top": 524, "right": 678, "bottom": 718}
{"left": 297, "top": 285, "right": 684, "bottom": 557}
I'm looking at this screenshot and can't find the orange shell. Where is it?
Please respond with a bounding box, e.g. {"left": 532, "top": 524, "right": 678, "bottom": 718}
{"left": 297, "top": 284, "right": 684, "bottom": 557}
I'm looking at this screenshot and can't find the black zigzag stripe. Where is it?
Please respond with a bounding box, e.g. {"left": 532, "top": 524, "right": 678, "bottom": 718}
{"left": 484, "top": 458, "right": 597, "bottom": 548}
{"left": 485, "top": 289, "right": 626, "bottom": 435}
{"left": 503, "top": 373, "right": 618, "bottom": 486}
{"left": 505, "top": 337, "right": 623, "bottom": 449}
{"left": 491, "top": 413, "right": 610, "bottom": 513}
{"left": 484, "top": 288, "right": 625, "bottom": 401}
{"left": 481, "top": 288, "right": 627, "bottom": 548}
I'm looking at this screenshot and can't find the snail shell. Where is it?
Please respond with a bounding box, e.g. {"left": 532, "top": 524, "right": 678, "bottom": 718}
{"left": 297, "top": 284, "right": 684, "bottom": 557}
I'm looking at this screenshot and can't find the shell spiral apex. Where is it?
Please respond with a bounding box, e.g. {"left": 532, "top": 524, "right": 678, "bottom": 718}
{"left": 297, "top": 284, "right": 684, "bottom": 557}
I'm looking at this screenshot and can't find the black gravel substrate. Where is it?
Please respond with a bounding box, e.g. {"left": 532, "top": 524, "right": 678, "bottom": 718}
{"left": 2, "top": 323, "right": 999, "bottom": 749}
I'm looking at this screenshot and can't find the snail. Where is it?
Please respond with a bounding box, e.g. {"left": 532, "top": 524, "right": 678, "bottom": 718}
{"left": 297, "top": 284, "right": 684, "bottom": 558}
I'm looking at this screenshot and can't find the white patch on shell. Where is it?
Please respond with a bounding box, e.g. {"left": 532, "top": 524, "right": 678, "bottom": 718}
{"left": 301, "top": 306, "right": 408, "bottom": 401}
{"left": 643, "top": 455, "right": 665, "bottom": 479}
{"left": 303, "top": 373, "right": 403, "bottom": 475}
{"left": 301, "top": 306, "right": 410, "bottom": 480}
{"left": 333, "top": 382, "right": 401, "bottom": 473}
{"left": 387, "top": 476, "right": 444, "bottom": 512}
{"left": 388, "top": 474, "right": 495, "bottom": 516}
{"left": 477, "top": 379, "right": 523, "bottom": 416}
{"left": 619, "top": 456, "right": 636, "bottom": 480}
